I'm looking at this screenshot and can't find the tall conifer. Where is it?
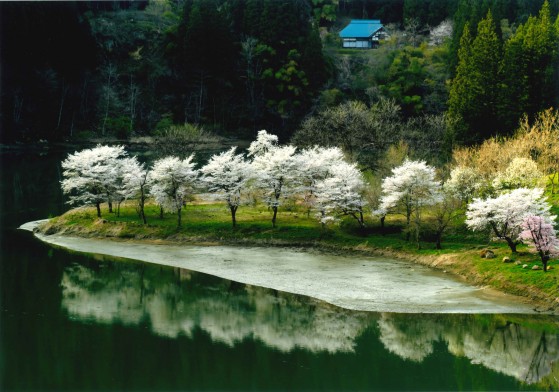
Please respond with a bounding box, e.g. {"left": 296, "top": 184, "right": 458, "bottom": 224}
{"left": 449, "top": 11, "right": 501, "bottom": 143}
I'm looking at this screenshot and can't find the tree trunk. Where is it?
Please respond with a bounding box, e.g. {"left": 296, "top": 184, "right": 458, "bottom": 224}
{"left": 435, "top": 231, "right": 442, "bottom": 250}
{"left": 359, "top": 210, "right": 365, "bottom": 229}
{"left": 96, "top": 202, "right": 101, "bottom": 218}
{"left": 160, "top": 206, "right": 164, "bottom": 219}
{"left": 272, "top": 206, "right": 278, "bottom": 228}
{"left": 57, "top": 78, "right": 68, "bottom": 131}
{"left": 541, "top": 254, "right": 549, "bottom": 272}
{"left": 108, "top": 200, "right": 113, "bottom": 213}
{"left": 139, "top": 198, "right": 147, "bottom": 225}
{"left": 177, "top": 207, "right": 182, "bottom": 228}
{"left": 504, "top": 236, "right": 517, "bottom": 253}
{"left": 230, "top": 205, "right": 237, "bottom": 228}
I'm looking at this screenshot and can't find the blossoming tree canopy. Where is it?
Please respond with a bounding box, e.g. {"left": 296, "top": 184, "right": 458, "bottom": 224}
{"left": 377, "top": 159, "right": 442, "bottom": 225}
{"left": 251, "top": 144, "right": 298, "bottom": 227}
{"left": 518, "top": 215, "right": 559, "bottom": 272}
{"left": 294, "top": 146, "right": 346, "bottom": 213}
{"left": 247, "top": 129, "right": 279, "bottom": 158}
{"left": 492, "top": 157, "right": 544, "bottom": 191}
{"left": 200, "top": 147, "right": 253, "bottom": 227}
{"left": 121, "top": 156, "right": 150, "bottom": 224}
{"left": 149, "top": 155, "right": 198, "bottom": 227}
{"left": 466, "top": 187, "right": 555, "bottom": 252}
{"left": 61, "top": 145, "right": 128, "bottom": 217}
{"left": 445, "top": 165, "right": 483, "bottom": 203}
{"left": 315, "top": 160, "right": 367, "bottom": 228}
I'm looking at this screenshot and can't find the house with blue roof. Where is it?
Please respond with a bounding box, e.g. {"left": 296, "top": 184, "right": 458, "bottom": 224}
{"left": 339, "top": 20, "right": 387, "bottom": 48}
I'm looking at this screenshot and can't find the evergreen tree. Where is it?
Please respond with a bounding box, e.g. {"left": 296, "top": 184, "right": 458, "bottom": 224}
{"left": 448, "top": 12, "right": 501, "bottom": 143}
{"left": 383, "top": 46, "right": 427, "bottom": 117}
{"left": 500, "top": 1, "right": 558, "bottom": 132}
{"left": 447, "top": 24, "right": 477, "bottom": 143}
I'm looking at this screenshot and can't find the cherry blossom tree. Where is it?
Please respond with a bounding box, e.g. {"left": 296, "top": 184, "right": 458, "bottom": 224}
{"left": 247, "top": 129, "right": 278, "bottom": 158}
{"left": 429, "top": 19, "right": 453, "bottom": 46}
{"left": 377, "top": 159, "right": 442, "bottom": 240}
{"left": 149, "top": 155, "right": 198, "bottom": 228}
{"left": 293, "top": 146, "right": 346, "bottom": 217}
{"left": 518, "top": 215, "right": 559, "bottom": 272}
{"left": 251, "top": 144, "right": 298, "bottom": 228}
{"left": 315, "top": 161, "right": 367, "bottom": 229}
{"left": 121, "top": 157, "right": 150, "bottom": 224}
{"left": 200, "top": 147, "right": 253, "bottom": 227}
{"left": 466, "top": 187, "right": 555, "bottom": 253}
{"left": 61, "top": 145, "right": 127, "bottom": 217}
{"left": 444, "top": 165, "right": 483, "bottom": 204}
{"left": 492, "top": 157, "right": 544, "bottom": 191}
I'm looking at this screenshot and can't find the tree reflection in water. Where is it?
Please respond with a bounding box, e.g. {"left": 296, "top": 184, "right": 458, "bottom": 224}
{"left": 61, "top": 259, "right": 559, "bottom": 387}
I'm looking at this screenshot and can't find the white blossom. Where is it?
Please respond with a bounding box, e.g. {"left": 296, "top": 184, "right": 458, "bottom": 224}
{"left": 200, "top": 147, "right": 253, "bottom": 227}
{"left": 315, "top": 161, "right": 367, "bottom": 228}
{"left": 444, "top": 166, "right": 483, "bottom": 203}
{"left": 149, "top": 155, "right": 198, "bottom": 227}
{"left": 247, "top": 129, "right": 278, "bottom": 158}
{"left": 492, "top": 157, "right": 544, "bottom": 191}
{"left": 466, "top": 187, "right": 555, "bottom": 252}
{"left": 61, "top": 145, "right": 127, "bottom": 217}
{"left": 251, "top": 144, "right": 298, "bottom": 227}
{"left": 429, "top": 19, "right": 453, "bottom": 46}
{"left": 377, "top": 159, "right": 442, "bottom": 225}
{"left": 293, "top": 146, "right": 346, "bottom": 214}
{"left": 120, "top": 156, "right": 150, "bottom": 223}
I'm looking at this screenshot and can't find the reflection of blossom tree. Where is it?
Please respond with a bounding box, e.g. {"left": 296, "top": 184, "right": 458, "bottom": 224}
{"left": 61, "top": 263, "right": 371, "bottom": 353}
{"left": 61, "top": 262, "right": 559, "bottom": 386}
{"left": 377, "top": 313, "right": 559, "bottom": 385}
{"left": 448, "top": 321, "right": 559, "bottom": 385}
{"left": 378, "top": 314, "right": 442, "bottom": 362}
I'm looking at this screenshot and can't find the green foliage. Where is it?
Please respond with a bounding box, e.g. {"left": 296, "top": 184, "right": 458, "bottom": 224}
{"left": 318, "top": 88, "right": 344, "bottom": 109}
{"left": 449, "top": 12, "right": 502, "bottom": 144}
{"left": 154, "top": 113, "right": 174, "bottom": 133}
{"left": 311, "top": 0, "right": 338, "bottom": 26}
{"left": 383, "top": 46, "right": 427, "bottom": 116}
{"left": 449, "top": 1, "right": 559, "bottom": 143}
{"left": 153, "top": 123, "right": 219, "bottom": 158}
{"left": 105, "top": 116, "right": 132, "bottom": 139}
{"left": 500, "top": 1, "right": 558, "bottom": 130}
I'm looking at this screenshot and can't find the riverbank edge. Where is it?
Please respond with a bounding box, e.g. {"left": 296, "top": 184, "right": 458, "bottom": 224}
{"left": 29, "top": 218, "right": 559, "bottom": 314}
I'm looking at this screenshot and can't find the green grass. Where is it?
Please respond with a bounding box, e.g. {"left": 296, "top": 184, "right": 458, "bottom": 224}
{"left": 44, "top": 198, "right": 559, "bottom": 307}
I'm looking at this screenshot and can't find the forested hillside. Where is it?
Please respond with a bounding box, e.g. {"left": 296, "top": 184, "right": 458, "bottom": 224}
{"left": 1, "top": 0, "right": 558, "bottom": 149}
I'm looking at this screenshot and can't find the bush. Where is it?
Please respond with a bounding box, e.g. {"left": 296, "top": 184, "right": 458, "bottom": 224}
{"left": 105, "top": 116, "right": 131, "bottom": 139}
{"left": 153, "top": 123, "right": 219, "bottom": 158}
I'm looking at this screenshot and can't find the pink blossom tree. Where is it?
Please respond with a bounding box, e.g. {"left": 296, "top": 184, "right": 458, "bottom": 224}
{"left": 518, "top": 215, "right": 559, "bottom": 272}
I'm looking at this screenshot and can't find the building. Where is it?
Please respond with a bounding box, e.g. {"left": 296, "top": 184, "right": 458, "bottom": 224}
{"left": 339, "top": 20, "right": 387, "bottom": 48}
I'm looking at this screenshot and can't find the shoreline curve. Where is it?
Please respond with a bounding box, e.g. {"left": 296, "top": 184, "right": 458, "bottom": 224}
{"left": 20, "top": 219, "right": 541, "bottom": 314}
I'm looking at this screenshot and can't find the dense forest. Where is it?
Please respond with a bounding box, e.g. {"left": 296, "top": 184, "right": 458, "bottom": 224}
{"left": 1, "top": 0, "right": 558, "bottom": 150}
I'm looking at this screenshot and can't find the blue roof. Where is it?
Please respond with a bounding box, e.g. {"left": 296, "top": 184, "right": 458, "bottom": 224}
{"left": 339, "top": 20, "right": 383, "bottom": 38}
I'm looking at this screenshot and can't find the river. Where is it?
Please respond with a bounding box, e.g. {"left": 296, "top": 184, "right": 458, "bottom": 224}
{"left": 1, "top": 149, "right": 558, "bottom": 391}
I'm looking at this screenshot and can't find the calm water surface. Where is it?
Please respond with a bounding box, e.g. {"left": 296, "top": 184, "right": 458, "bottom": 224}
{"left": 1, "top": 150, "right": 558, "bottom": 391}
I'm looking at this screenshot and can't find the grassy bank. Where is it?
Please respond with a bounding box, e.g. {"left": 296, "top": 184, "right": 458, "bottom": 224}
{"left": 39, "top": 200, "right": 559, "bottom": 312}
